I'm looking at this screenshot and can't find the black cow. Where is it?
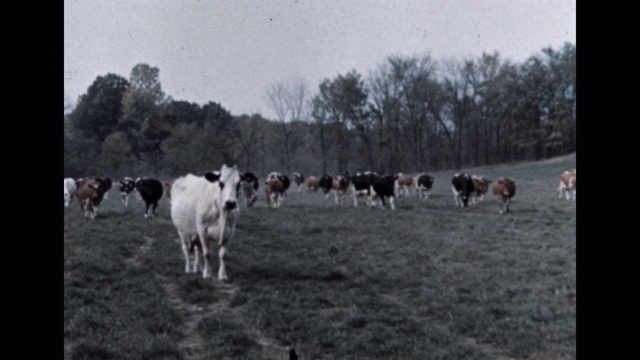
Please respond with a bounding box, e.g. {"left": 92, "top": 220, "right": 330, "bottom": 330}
{"left": 135, "top": 177, "right": 163, "bottom": 217}
{"left": 451, "top": 173, "right": 475, "bottom": 207}
{"left": 119, "top": 177, "right": 136, "bottom": 206}
{"left": 416, "top": 174, "right": 434, "bottom": 200}
{"left": 318, "top": 175, "right": 334, "bottom": 197}
{"left": 369, "top": 173, "right": 398, "bottom": 210}
{"left": 240, "top": 172, "right": 259, "bottom": 207}
{"left": 95, "top": 177, "right": 112, "bottom": 200}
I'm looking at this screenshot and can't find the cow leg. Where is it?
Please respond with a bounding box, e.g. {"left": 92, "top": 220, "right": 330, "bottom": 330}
{"left": 249, "top": 194, "right": 257, "bottom": 207}
{"left": 389, "top": 196, "right": 396, "bottom": 210}
{"left": 218, "top": 245, "right": 228, "bottom": 281}
{"left": 199, "top": 233, "right": 213, "bottom": 279}
{"left": 179, "top": 233, "right": 194, "bottom": 273}
{"left": 152, "top": 202, "right": 158, "bottom": 217}
{"left": 352, "top": 189, "right": 358, "bottom": 207}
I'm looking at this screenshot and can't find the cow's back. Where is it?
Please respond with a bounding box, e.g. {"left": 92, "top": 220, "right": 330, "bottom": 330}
{"left": 170, "top": 175, "right": 218, "bottom": 235}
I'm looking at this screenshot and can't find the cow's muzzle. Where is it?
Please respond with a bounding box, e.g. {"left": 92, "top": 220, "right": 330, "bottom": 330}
{"left": 224, "top": 200, "right": 237, "bottom": 210}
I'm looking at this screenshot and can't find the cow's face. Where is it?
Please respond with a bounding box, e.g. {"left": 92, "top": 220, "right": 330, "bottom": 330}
{"left": 219, "top": 165, "right": 241, "bottom": 211}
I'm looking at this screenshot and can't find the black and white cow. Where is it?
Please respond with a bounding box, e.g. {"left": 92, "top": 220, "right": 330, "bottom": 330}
{"left": 239, "top": 172, "right": 259, "bottom": 207}
{"left": 369, "top": 173, "right": 398, "bottom": 210}
{"left": 350, "top": 171, "right": 377, "bottom": 207}
{"left": 135, "top": 177, "right": 164, "bottom": 218}
{"left": 451, "top": 173, "right": 475, "bottom": 207}
{"left": 292, "top": 172, "right": 305, "bottom": 192}
{"left": 414, "top": 174, "right": 434, "bottom": 200}
{"left": 119, "top": 177, "right": 136, "bottom": 206}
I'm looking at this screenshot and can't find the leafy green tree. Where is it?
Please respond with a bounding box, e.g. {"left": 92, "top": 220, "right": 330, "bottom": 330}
{"left": 99, "top": 131, "right": 136, "bottom": 177}
{"left": 68, "top": 73, "right": 129, "bottom": 141}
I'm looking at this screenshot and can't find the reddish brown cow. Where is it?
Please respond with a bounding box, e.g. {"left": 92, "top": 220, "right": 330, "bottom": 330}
{"left": 471, "top": 175, "right": 491, "bottom": 204}
{"left": 492, "top": 177, "right": 516, "bottom": 214}
{"left": 75, "top": 179, "right": 108, "bottom": 219}
{"left": 557, "top": 169, "right": 576, "bottom": 201}
{"left": 331, "top": 175, "right": 351, "bottom": 205}
{"left": 307, "top": 176, "right": 320, "bottom": 192}
{"left": 395, "top": 173, "right": 415, "bottom": 197}
{"left": 265, "top": 178, "right": 285, "bottom": 208}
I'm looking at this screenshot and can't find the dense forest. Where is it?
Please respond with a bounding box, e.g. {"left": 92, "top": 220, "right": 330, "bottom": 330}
{"left": 63, "top": 43, "right": 575, "bottom": 179}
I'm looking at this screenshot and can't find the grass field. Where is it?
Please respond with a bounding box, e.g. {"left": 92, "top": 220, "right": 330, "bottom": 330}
{"left": 64, "top": 153, "right": 576, "bottom": 359}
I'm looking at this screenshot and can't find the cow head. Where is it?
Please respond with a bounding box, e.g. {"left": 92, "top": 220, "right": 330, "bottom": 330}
{"left": 208, "top": 165, "right": 241, "bottom": 211}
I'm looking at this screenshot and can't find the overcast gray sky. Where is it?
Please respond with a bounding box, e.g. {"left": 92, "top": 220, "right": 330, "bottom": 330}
{"left": 64, "top": 0, "right": 576, "bottom": 119}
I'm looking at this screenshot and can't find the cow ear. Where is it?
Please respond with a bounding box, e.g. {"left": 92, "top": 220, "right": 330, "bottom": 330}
{"left": 204, "top": 172, "right": 221, "bottom": 183}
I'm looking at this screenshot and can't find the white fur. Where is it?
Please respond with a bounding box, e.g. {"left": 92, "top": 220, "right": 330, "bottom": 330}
{"left": 64, "top": 178, "right": 76, "bottom": 207}
{"left": 170, "top": 165, "right": 241, "bottom": 281}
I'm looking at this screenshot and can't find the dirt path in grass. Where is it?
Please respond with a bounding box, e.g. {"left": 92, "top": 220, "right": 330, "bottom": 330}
{"left": 129, "top": 235, "right": 288, "bottom": 360}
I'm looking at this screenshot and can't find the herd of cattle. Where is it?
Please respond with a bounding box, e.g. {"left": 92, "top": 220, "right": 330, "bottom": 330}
{"left": 64, "top": 166, "right": 575, "bottom": 280}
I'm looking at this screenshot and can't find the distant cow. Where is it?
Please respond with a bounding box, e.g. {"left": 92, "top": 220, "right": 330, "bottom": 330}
{"left": 414, "top": 174, "right": 434, "bottom": 200}
{"left": 493, "top": 177, "right": 516, "bottom": 214}
{"left": 119, "top": 177, "right": 136, "bottom": 206}
{"left": 318, "top": 175, "right": 334, "bottom": 197}
{"left": 307, "top": 176, "right": 320, "bottom": 192}
{"left": 95, "top": 177, "right": 112, "bottom": 200}
{"left": 135, "top": 177, "right": 163, "bottom": 218}
{"left": 451, "top": 173, "right": 475, "bottom": 207}
{"left": 470, "top": 175, "right": 491, "bottom": 204}
{"left": 558, "top": 169, "right": 576, "bottom": 201}
{"left": 64, "top": 178, "right": 77, "bottom": 207}
{"left": 331, "top": 173, "right": 351, "bottom": 205}
{"left": 164, "top": 179, "right": 176, "bottom": 202}
{"left": 292, "top": 172, "right": 305, "bottom": 192}
{"left": 170, "top": 164, "right": 241, "bottom": 280}
{"left": 265, "top": 178, "right": 285, "bottom": 208}
{"left": 239, "top": 172, "right": 259, "bottom": 207}
{"left": 369, "top": 173, "right": 398, "bottom": 210}
{"left": 350, "top": 171, "right": 377, "bottom": 207}
{"left": 267, "top": 172, "right": 290, "bottom": 198}
{"left": 395, "top": 173, "right": 415, "bottom": 197}
{"left": 75, "top": 178, "right": 108, "bottom": 219}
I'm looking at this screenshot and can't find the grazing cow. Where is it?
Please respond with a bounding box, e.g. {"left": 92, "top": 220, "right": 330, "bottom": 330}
{"left": 470, "top": 175, "right": 491, "bottom": 204}
{"left": 369, "top": 173, "right": 398, "bottom": 210}
{"left": 558, "top": 169, "right": 576, "bottom": 201}
{"left": 170, "top": 164, "right": 241, "bottom": 280}
{"left": 119, "top": 177, "right": 136, "bottom": 206}
{"left": 318, "top": 175, "right": 334, "bottom": 197}
{"left": 267, "top": 172, "right": 291, "bottom": 198}
{"left": 95, "top": 177, "right": 112, "bottom": 200}
{"left": 292, "top": 172, "right": 305, "bottom": 192}
{"left": 331, "top": 173, "right": 351, "bottom": 205}
{"left": 265, "top": 178, "right": 285, "bottom": 208}
{"left": 64, "top": 178, "right": 77, "bottom": 207}
{"left": 414, "top": 174, "right": 434, "bottom": 200}
{"left": 451, "top": 173, "right": 475, "bottom": 207}
{"left": 307, "top": 176, "right": 320, "bottom": 192}
{"left": 493, "top": 177, "right": 516, "bottom": 214}
{"left": 239, "top": 172, "right": 259, "bottom": 207}
{"left": 135, "top": 177, "right": 163, "bottom": 218}
{"left": 395, "top": 173, "right": 415, "bottom": 197}
{"left": 74, "top": 178, "right": 108, "bottom": 219}
{"left": 350, "top": 171, "right": 377, "bottom": 207}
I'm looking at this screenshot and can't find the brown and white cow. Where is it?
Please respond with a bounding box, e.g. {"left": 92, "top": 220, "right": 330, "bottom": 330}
{"left": 331, "top": 174, "right": 351, "bottom": 205}
{"left": 558, "top": 169, "right": 576, "bottom": 201}
{"left": 75, "top": 178, "right": 108, "bottom": 219}
{"left": 307, "top": 176, "right": 320, "bottom": 192}
{"left": 471, "top": 175, "right": 491, "bottom": 204}
{"left": 265, "top": 178, "right": 285, "bottom": 208}
{"left": 492, "top": 177, "right": 516, "bottom": 214}
{"left": 394, "top": 173, "right": 415, "bottom": 197}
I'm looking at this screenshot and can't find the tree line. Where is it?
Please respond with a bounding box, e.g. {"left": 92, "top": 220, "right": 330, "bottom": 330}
{"left": 64, "top": 43, "right": 575, "bottom": 180}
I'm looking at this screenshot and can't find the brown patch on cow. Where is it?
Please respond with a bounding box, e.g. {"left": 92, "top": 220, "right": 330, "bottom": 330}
{"left": 164, "top": 179, "right": 176, "bottom": 201}
{"left": 307, "top": 176, "right": 319, "bottom": 192}
{"left": 265, "top": 179, "right": 285, "bottom": 208}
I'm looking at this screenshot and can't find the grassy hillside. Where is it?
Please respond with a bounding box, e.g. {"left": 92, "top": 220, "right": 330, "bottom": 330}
{"left": 64, "top": 153, "right": 576, "bottom": 359}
